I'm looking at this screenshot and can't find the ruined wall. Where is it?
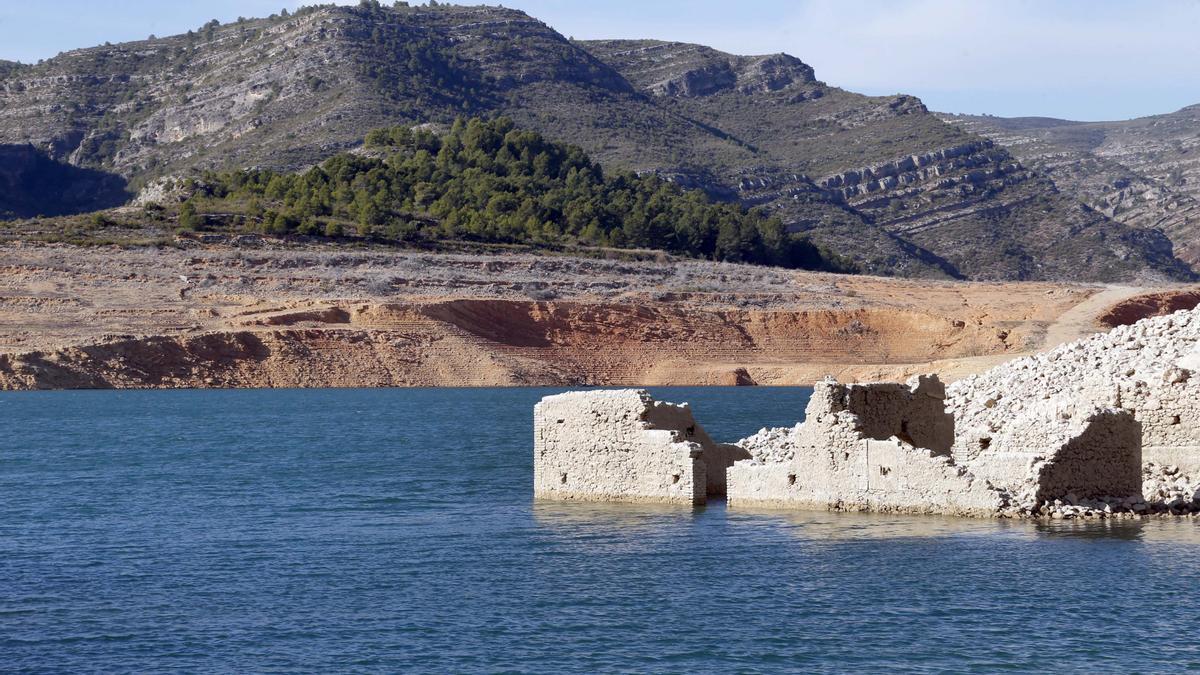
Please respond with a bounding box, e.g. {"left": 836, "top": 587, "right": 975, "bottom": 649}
{"left": 729, "top": 379, "right": 1005, "bottom": 516}
{"left": 959, "top": 404, "right": 1142, "bottom": 504}
{"left": 1034, "top": 411, "right": 1142, "bottom": 502}
{"left": 730, "top": 376, "right": 1143, "bottom": 516}
{"left": 825, "top": 375, "right": 954, "bottom": 454}
{"left": 532, "top": 389, "right": 747, "bottom": 505}
{"left": 728, "top": 418, "right": 1005, "bottom": 517}
{"left": 1118, "top": 364, "right": 1199, "bottom": 472}
{"left": 531, "top": 313, "right": 1169, "bottom": 516}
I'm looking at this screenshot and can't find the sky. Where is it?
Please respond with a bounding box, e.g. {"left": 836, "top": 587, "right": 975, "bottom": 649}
{"left": 1, "top": 0, "right": 1198, "bottom": 121}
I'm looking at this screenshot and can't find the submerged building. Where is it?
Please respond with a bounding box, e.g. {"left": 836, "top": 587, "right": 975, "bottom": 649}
{"left": 532, "top": 308, "right": 1200, "bottom": 517}
{"left": 728, "top": 376, "right": 1140, "bottom": 516}
{"left": 533, "top": 389, "right": 748, "bottom": 506}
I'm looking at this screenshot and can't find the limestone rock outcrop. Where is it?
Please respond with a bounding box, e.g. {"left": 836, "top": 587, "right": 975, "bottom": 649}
{"left": 943, "top": 109, "right": 1200, "bottom": 269}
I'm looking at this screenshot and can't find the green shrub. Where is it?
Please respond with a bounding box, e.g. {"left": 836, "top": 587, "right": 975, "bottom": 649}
{"left": 177, "top": 200, "right": 200, "bottom": 230}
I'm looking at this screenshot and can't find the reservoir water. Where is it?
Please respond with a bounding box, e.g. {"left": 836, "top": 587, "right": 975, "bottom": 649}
{"left": 3, "top": 387, "right": 1199, "bottom": 672}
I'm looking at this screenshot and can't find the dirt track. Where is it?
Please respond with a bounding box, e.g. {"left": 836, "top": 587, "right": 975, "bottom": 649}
{"left": 1, "top": 241, "right": 1196, "bottom": 389}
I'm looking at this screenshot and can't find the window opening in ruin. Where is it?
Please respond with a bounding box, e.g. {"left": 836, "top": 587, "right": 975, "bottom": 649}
{"left": 1172, "top": 415, "right": 1182, "bottom": 425}
{"left": 560, "top": 473, "right": 567, "bottom": 484}
{"left": 672, "top": 473, "right": 681, "bottom": 484}
{"left": 788, "top": 474, "right": 796, "bottom": 486}
{"left": 979, "top": 437, "right": 992, "bottom": 451}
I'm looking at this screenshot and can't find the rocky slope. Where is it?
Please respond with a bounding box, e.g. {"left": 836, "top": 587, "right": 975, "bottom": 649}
{"left": 0, "top": 4, "right": 1191, "bottom": 282}
{"left": 943, "top": 108, "right": 1200, "bottom": 268}
{"left": 584, "top": 39, "right": 1193, "bottom": 282}
{"left": 1, "top": 240, "right": 1194, "bottom": 390}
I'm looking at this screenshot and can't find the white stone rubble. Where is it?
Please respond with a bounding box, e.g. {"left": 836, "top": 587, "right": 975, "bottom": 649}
{"left": 948, "top": 307, "right": 1199, "bottom": 473}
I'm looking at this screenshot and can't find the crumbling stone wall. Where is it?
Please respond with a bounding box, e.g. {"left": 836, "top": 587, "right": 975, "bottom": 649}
{"left": 533, "top": 389, "right": 748, "bottom": 505}
{"left": 532, "top": 309, "right": 1192, "bottom": 517}
{"left": 1118, "top": 362, "right": 1199, "bottom": 472}
{"left": 730, "top": 375, "right": 1141, "bottom": 516}
{"left": 959, "top": 403, "right": 1142, "bottom": 505}
{"left": 818, "top": 375, "right": 954, "bottom": 454}
{"left": 728, "top": 388, "right": 1004, "bottom": 516}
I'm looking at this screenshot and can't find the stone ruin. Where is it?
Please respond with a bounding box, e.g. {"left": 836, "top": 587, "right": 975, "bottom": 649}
{"left": 729, "top": 376, "right": 1142, "bottom": 516}
{"left": 532, "top": 307, "right": 1200, "bottom": 518}
{"left": 532, "top": 377, "right": 1141, "bottom": 517}
{"left": 728, "top": 377, "right": 1005, "bottom": 517}
{"left": 533, "top": 389, "right": 749, "bottom": 505}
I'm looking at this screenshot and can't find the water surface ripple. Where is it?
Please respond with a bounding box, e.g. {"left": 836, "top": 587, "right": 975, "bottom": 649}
{"left": 2, "top": 387, "right": 1198, "bottom": 672}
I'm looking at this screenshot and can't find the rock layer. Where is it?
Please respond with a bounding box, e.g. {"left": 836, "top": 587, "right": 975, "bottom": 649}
{"left": 943, "top": 109, "right": 1200, "bottom": 269}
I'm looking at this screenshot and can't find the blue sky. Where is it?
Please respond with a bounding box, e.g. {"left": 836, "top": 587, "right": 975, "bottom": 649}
{"left": 2, "top": 0, "right": 1198, "bottom": 120}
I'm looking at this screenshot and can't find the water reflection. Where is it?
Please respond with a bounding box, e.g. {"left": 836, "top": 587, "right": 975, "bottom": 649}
{"left": 729, "top": 505, "right": 1031, "bottom": 540}
{"left": 531, "top": 499, "right": 704, "bottom": 529}
{"left": 1031, "top": 516, "right": 1200, "bottom": 544}
{"left": 1134, "top": 518, "right": 1200, "bottom": 543}
{"left": 533, "top": 497, "right": 1200, "bottom": 545}
{"left": 530, "top": 499, "right": 708, "bottom": 553}
{"left": 1029, "top": 518, "right": 1148, "bottom": 541}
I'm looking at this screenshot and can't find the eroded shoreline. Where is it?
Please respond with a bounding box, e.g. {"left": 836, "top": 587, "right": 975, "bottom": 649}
{"left": 1, "top": 241, "right": 1197, "bottom": 390}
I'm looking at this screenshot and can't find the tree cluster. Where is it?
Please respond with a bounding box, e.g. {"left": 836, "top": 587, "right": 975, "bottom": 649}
{"left": 187, "top": 117, "right": 852, "bottom": 271}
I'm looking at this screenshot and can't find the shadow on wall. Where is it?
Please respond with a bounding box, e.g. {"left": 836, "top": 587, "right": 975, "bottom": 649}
{"left": 0, "top": 144, "right": 130, "bottom": 219}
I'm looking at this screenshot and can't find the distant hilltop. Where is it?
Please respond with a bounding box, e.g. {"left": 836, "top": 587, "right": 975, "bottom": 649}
{"left": 943, "top": 108, "right": 1200, "bottom": 270}
{"left": 0, "top": 1, "right": 1197, "bottom": 283}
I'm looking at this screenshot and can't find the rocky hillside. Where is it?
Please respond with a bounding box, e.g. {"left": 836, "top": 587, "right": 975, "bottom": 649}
{"left": 943, "top": 107, "right": 1200, "bottom": 268}
{"left": 0, "top": 2, "right": 1193, "bottom": 282}
{"left": 582, "top": 39, "right": 1194, "bottom": 282}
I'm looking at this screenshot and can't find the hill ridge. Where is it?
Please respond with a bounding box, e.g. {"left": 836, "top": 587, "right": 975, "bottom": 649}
{"left": 0, "top": 2, "right": 1193, "bottom": 282}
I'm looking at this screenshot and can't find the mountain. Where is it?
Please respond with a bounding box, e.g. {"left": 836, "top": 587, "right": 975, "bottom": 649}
{"left": 580, "top": 39, "right": 1192, "bottom": 282}
{"left": 0, "top": 2, "right": 1192, "bottom": 282}
{"left": 942, "top": 107, "right": 1200, "bottom": 266}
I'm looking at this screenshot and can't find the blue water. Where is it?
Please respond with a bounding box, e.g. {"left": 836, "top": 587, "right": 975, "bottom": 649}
{"left": 3, "top": 387, "right": 1200, "bottom": 673}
